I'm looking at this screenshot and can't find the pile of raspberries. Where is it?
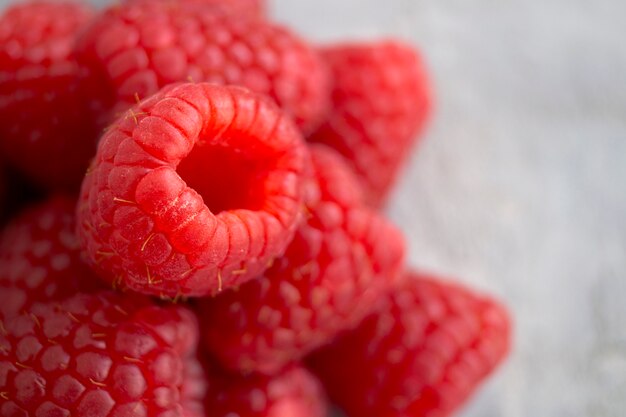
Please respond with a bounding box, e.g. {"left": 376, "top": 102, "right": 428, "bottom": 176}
{"left": 0, "top": 1, "right": 512, "bottom": 416}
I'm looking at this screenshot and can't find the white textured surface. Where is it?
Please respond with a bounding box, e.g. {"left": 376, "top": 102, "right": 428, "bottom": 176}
{"left": 3, "top": 0, "right": 625, "bottom": 416}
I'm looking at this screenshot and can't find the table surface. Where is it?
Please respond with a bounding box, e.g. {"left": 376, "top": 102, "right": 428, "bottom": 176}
{"left": 3, "top": 1, "right": 626, "bottom": 416}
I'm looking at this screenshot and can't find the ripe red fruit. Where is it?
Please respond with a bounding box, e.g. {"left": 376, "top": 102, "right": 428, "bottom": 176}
{"left": 198, "top": 144, "right": 405, "bottom": 374}
{"left": 0, "top": 0, "right": 98, "bottom": 190}
{"left": 206, "top": 364, "right": 327, "bottom": 417}
{"left": 75, "top": 0, "right": 329, "bottom": 133}
{"left": 0, "top": 163, "right": 5, "bottom": 216}
{"left": 307, "top": 271, "right": 512, "bottom": 417}
{"left": 0, "top": 196, "right": 105, "bottom": 317}
{"left": 309, "top": 41, "right": 432, "bottom": 206}
{"left": 194, "top": 0, "right": 266, "bottom": 16}
{"left": 127, "top": 0, "right": 266, "bottom": 18}
{"left": 181, "top": 358, "right": 209, "bottom": 417}
{"left": 76, "top": 82, "right": 309, "bottom": 298}
{"left": 0, "top": 291, "right": 205, "bottom": 417}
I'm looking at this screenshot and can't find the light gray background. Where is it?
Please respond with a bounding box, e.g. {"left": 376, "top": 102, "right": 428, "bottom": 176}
{"left": 5, "top": 0, "right": 626, "bottom": 416}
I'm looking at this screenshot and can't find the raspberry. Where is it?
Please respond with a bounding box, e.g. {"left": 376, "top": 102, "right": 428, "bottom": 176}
{"left": 128, "top": 0, "right": 266, "bottom": 18}
{"left": 0, "top": 291, "right": 205, "bottom": 417}
{"left": 309, "top": 41, "right": 432, "bottom": 206}
{"left": 76, "top": 82, "right": 309, "bottom": 298}
{"left": 307, "top": 271, "right": 512, "bottom": 417}
{"left": 0, "top": 196, "right": 105, "bottom": 317}
{"left": 197, "top": 144, "right": 405, "bottom": 374}
{"left": 0, "top": 164, "right": 5, "bottom": 217}
{"left": 206, "top": 364, "right": 327, "bottom": 417}
{"left": 181, "top": 358, "right": 210, "bottom": 417}
{"left": 0, "top": 1, "right": 97, "bottom": 190}
{"left": 75, "top": 0, "right": 329, "bottom": 133}
{"left": 191, "top": 0, "right": 266, "bottom": 16}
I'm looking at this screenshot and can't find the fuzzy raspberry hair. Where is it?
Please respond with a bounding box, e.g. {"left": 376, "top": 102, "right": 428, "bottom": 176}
{"left": 0, "top": 1, "right": 97, "bottom": 190}
{"left": 309, "top": 40, "right": 431, "bottom": 206}
{"left": 198, "top": 145, "right": 405, "bottom": 374}
{"left": 76, "top": 0, "right": 329, "bottom": 133}
{"left": 308, "top": 271, "right": 512, "bottom": 417}
{"left": 76, "top": 82, "right": 309, "bottom": 298}
{"left": 0, "top": 291, "right": 205, "bottom": 417}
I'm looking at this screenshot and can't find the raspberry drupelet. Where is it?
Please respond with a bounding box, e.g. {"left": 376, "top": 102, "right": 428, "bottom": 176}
{"left": 0, "top": 1, "right": 97, "bottom": 190}
{"left": 307, "top": 271, "right": 512, "bottom": 417}
{"left": 0, "top": 196, "right": 105, "bottom": 317}
{"left": 309, "top": 40, "right": 432, "bottom": 206}
{"left": 76, "top": 82, "right": 309, "bottom": 298}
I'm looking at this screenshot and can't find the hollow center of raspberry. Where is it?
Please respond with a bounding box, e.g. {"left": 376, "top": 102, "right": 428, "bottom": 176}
{"left": 177, "top": 144, "right": 269, "bottom": 214}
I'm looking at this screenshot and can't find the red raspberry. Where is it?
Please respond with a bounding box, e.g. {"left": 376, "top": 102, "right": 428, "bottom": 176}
{"left": 128, "top": 0, "right": 266, "bottom": 18}
{"left": 307, "top": 271, "right": 512, "bottom": 417}
{"left": 309, "top": 41, "right": 432, "bottom": 206}
{"left": 191, "top": 0, "right": 266, "bottom": 16}
{"left": 76, "top": 82, "right": 309, "bottom": 298}
{"left": 181, "top": 358, "right": 210, "bottom": 417}
{"left": 0, "top": 196, "right": 105, "bottom": 317}
{"left": 0, "top": 291, "right": 205, "bottom": 417}
{"left": 197, "top": 144, "right": 405, "bottom": 374}
{"left": 0, "top": 1, "right": 97, "bottom": 190}
{"left": 75, "top": 0, "right": 329, "bottom": 133}
{"left": 206, "top": 364, "right": 327, "bottom": 417}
